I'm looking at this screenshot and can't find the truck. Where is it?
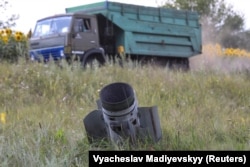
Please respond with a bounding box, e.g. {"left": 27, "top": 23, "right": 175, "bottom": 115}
{"left": 29, "top": 1, "right": 202, "bottom": 69}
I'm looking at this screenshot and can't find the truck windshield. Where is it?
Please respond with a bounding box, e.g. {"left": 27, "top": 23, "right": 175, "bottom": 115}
{"left": 33, "top": 16, "right": 72, "bottom": 37}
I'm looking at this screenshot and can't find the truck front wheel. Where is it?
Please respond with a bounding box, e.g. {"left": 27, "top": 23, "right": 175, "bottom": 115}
{"left": 81, "top": 54, "right": 106, "bottom": 69}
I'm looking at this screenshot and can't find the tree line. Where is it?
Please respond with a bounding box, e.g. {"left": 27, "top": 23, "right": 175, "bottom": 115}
{"left": 163, "top": 0, "right": 250, "bottom": 50}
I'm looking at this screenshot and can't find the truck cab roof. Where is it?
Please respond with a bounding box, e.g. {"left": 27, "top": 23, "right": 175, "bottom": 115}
{"left": 36, "top": 13, "right": 94, "bottom": 22}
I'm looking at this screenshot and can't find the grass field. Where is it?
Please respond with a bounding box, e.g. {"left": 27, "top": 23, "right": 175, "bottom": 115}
{"left": 0, "top": 55, "right": 250, "bottom": 166}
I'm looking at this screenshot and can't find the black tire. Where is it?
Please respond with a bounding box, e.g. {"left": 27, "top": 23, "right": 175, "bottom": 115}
{"left": 82, "top": 55, "right": 105, "bottom": 69}
{"left": 168, "top": 58, "right": 190, "bottom": 71}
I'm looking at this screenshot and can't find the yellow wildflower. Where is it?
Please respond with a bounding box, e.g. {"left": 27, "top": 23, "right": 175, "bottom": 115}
{"left": 14, "top": 31, "right": 26, "bottom": 41}
{"left": 15, "top": 35, "right": 21, "bottom": 41}
{"left": 0, "top": 29, "right": 5, "bottom": 35}
{"left": 2, "top": 35, "right": 9, "bottom": 44}
{"left": 203, "top": 44, "right": 250, "bottom": 57}
{"left": 0, "top": 112, "right": 6, "bottom": 124}
{"left": 16, "top": 31, "right": 23, "bottom": 36}
{"left": 5, "top": 28, "right": 12, "bottom": 36}
{"left": 14, "top": 31, "right": 23, "bottom": 41}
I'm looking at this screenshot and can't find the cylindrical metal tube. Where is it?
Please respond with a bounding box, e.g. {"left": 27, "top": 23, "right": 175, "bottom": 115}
{"left": 100, "top": 82, "right": 140, "bottom": 144}
{"left": 100, "top": 82, "right": 135, "bottom": 111}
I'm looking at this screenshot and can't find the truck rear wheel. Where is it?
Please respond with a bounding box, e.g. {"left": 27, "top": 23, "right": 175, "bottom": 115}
{"left": 168, "top": 58, "right": 190, "bottom": 71}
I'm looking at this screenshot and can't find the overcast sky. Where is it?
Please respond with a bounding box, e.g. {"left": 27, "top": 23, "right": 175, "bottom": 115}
{"left": 4, "top": 0, "right": 250, "bottom": 32}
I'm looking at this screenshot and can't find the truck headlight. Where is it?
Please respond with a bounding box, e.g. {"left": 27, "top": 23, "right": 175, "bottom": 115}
{"left": 60, "top": 50, "right": 64, "bottom": 57}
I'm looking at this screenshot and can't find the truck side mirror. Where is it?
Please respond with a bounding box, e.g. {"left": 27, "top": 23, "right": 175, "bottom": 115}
{"left": 71, "top": 33, "right": 76, "bottom": 38}
{"left": 27, "top": 29, "right": 32, "bottom": 39}
{"left": 71, "top": 26, "right": 77, "bottom": 38}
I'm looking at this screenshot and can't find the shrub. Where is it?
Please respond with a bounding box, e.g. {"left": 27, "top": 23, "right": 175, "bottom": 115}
{"left": 0, "top": 28, "right": 29, "bottom": 63}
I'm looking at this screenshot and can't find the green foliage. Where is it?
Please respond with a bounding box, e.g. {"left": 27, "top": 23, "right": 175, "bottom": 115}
{"left": 163, "top": 0, "right": 245, "bottom": 45}
{"left": 0, "top": 0, "right": 19, "bottom": 28}
{"left": 221, "top": 12, "right": 244, "bottom": 32}
{"left": 0, "top": 59, "right": 250, "bottom": 166}
{"left": 164, "top": 0, "right": 214, "bottom": 15}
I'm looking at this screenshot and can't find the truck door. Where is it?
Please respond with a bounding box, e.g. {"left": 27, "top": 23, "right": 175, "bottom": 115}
{"left": 71, "top": 16, "right": 99, "bottom": 54}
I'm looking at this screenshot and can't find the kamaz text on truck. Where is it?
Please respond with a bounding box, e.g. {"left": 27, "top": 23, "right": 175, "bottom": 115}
{"left": 29, "top": 1, "right": 202, "bottom": 69}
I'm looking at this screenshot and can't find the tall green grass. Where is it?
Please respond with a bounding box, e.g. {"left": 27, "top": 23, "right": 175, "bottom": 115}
{"left": 0, "top": 58, "right": 250, "bottom": 166}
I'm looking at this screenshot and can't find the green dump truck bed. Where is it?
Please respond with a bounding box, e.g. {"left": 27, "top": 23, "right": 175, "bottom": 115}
{"left": 66, "top": 1, "right": 202, "bottom": 58}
